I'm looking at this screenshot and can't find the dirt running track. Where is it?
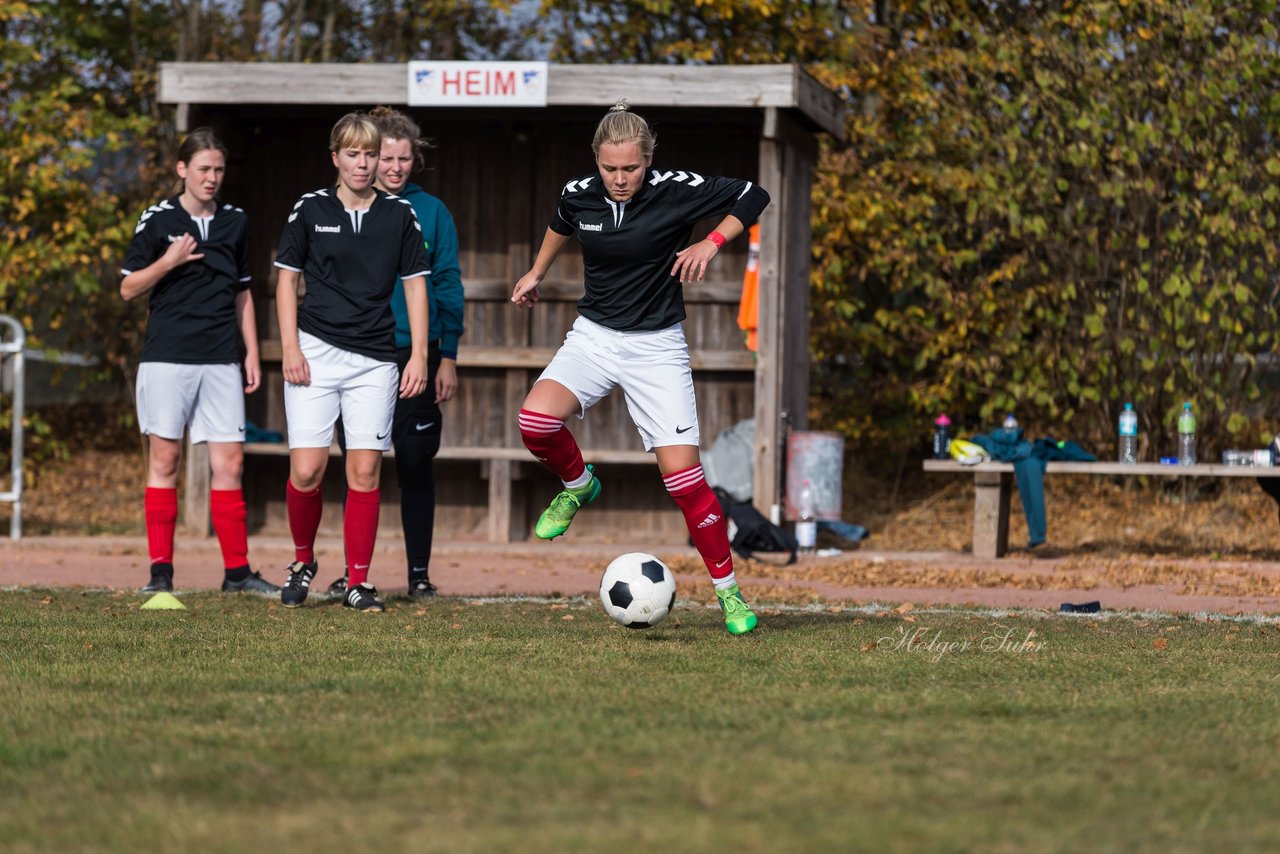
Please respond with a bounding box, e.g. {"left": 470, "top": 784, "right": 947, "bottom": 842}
{"left": 6, "top": 534, "right": 1280, "bottom": 616}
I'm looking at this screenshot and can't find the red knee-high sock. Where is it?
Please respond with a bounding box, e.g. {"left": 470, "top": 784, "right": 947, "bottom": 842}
{"left": 144, "top": 487, "right": 178, "bottom": 566}
{"left": 663, "top": 465, "right": 734, "bottom": 582}
{"left": 210, "top": 488, "right": 249, "bottom": 570}
{"left": 344, "top": 488, "right": 380, "bottom": 587}
{"left": 286, "top": 480, "right": 323, "bottom": 564}
{"left": 519, "top": 409, "right": 586, "bottom": 483}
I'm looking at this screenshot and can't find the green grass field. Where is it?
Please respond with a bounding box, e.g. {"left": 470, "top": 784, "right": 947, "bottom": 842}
{"left": 3, "top": 590, "right": 1280, "bottom": 852}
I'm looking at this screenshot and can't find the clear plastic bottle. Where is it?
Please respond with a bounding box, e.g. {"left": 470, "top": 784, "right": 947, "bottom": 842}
{"left": 1002, "top": 413, "right": 1019, "bottom": 438}
{"left": 1118, "top": 403, "right": 1138, "bottom": 464}
{"left": 796, "top": 479, "right": 817, "bottom": 555}
{"left": 1177, "top": 402, "right": 1196, "bottom": 466}
{"left": 933, "top": 414, "right": 953, "bottom": 460}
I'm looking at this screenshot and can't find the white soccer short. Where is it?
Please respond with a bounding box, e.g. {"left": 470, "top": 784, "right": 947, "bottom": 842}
{"left": 136, "top": 362, "right": 245, "bottom": 444}
{"left": 285, "top": 331, "right": 399, "bottom": 451}
{"left": 539, "top": 315, "right": 700, "bottom": 451}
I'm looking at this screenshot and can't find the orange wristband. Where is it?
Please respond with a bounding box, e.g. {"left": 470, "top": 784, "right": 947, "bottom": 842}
{"left": 705, "top": 231, "right": 727, "bottom": 249}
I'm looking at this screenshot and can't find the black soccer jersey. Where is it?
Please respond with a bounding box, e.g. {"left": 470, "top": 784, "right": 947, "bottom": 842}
{"left": 121, "top": 196, "right": 251, "bottom": 364}
{"left": 274, "top": 187, "right": 431, "bottom": 363}
{"left": 548, "top": 169, "right": 770, "bottom": 331}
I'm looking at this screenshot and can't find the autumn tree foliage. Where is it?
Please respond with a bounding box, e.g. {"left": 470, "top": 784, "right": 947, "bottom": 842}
{"left": 0, "top": 1, "right": 155, "bottom": 375}
{"left": 809, "top": 1, "right": 1280, "bottom": 458}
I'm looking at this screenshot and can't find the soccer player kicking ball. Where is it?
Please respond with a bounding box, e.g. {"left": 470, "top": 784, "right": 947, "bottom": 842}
{"left": 120, "top": 128, "right": 278, "bottom": 596}
{"left": 273, "top": 112, "right": 431, "bottom": 613}
{"left": 511, "top": 100, "right": 770, "bottom": 635}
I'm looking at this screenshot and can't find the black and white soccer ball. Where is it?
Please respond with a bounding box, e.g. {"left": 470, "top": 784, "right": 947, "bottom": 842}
{"left": 599, "top": 552, "right": 677, "bottom": 628}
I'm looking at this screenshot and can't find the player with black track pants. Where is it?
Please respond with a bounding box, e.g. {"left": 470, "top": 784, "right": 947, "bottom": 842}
{"left": 273, "top": 112, "right": 432, "bottom": 613}
{"left": 325, "top": 106, "right": 465, "bottom": 601}
{"left": 120, "top": 127, "right": 278, "bottom": 597}
{"left": 511, "top": 99, "right": 770, "bottom": 635}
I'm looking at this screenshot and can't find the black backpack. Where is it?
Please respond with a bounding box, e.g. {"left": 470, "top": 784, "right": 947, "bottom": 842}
{"left": 713, "top": 487, "right": 798, "bottom": 565}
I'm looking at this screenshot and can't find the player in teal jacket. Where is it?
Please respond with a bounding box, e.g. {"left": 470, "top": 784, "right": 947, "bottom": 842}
{"left": 328, "top": 106, "right": 465, "bottom": 599}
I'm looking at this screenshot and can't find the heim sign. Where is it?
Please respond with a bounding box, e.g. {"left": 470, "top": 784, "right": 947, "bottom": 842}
{"left": 407, "top": 62, "right": 548, "bottom": 107}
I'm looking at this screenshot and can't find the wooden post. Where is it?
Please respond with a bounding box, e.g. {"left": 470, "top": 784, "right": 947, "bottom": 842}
{"left": 182, "top": 438, "right": 212, "bottom": 536}
{"left": 972, "top": 471, "right": 1011, "bottom": 559}
{"left": 754, "top": 107, "right": 818, "bottom": 520}
{"left": 486, "top": 459, "right": 513, "bottom": 543}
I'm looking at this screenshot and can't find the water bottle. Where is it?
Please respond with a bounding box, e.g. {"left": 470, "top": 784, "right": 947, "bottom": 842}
{"left": 1002, "top": 413, "right": 1019, "bottom": 438}
{"left": 795, "top": 479, "right": 817, "bottom": 555}
{"left": 932, "top": 414, "right": 953, "bottom": 460}
{"left": 1118, "top": 403, "right": 1138, "bottom": 464}
{"left": 1177, "top": 402, "right": 1196, "bottom": 465}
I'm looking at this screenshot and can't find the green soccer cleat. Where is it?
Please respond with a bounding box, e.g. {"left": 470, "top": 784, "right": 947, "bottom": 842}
{"left": 535, "top": 465, "right": 601, "bottom": 540}
{"left": 717, "top": 583, "right": 759, "bottom": 635}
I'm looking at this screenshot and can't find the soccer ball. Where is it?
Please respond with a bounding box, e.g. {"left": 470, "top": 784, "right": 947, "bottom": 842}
{"left": 599, "top": 552, "right": 677, "bottom": 629}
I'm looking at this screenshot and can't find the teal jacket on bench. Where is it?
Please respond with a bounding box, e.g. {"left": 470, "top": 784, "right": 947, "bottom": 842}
{"left": 969, "top": 431, "right": 1096, "bottom": 549}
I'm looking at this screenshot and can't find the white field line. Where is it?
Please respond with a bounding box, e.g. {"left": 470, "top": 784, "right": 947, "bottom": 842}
{"left": 6, "top": 586, "right": 1280, "bottom": 625}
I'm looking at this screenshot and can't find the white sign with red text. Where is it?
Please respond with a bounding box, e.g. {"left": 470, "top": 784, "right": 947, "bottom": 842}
{"left": 407, "top": 62, "right": 548, "bottom": 107}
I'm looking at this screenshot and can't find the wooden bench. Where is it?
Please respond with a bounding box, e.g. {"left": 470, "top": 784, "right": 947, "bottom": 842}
{"left": 924, "top": 459, "right": 1280, "bottom": 558}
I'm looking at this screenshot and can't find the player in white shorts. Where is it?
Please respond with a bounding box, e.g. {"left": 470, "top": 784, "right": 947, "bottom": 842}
{"left": 120, "top": 127, "right": 277, "bottom": 597}
{"left": 273, "top": 111, "right": 431, "bottom": 613}
{"left": 511, "top": 100, "right": 770, "bottom": 635}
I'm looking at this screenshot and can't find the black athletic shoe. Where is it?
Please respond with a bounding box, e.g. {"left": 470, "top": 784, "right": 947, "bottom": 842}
{"left": 142, "top": 564, "right": 174, "bottom": 593}
{"left": 409, "top": 577, "right": 438, "bottom": 599}
{"left": 344, "top": 582, "right": 385, "bottom": 613}
{"left": 281, "top": 561, "right": 317, "bottom": 608}
{"left": 326, "top": 575, "right": 348, "bottom": 596}
{"left": 221, "top": 570, "right": 281, "bottom": 596}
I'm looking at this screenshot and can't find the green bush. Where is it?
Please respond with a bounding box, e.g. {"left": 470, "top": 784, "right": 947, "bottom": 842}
{"left": 812, "top": 0, "right": 1280, "bottom": 462}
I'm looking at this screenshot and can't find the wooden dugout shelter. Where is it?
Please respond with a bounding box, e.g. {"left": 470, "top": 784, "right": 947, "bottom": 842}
{"left": 158, "top": 62, "right": 845, "bottom": 543}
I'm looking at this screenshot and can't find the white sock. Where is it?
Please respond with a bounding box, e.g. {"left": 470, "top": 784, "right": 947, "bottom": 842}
{"left": 563, "top": 470, "right": 591, "bottom": 491}
{"left": 713, "top": 573, "right": 737, "bottom": 592}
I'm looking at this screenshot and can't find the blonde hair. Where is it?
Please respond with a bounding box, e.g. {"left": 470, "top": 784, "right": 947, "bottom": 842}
{"left": 329, "top": 111, "right": 380, "bottom": 154}
{"left": 369, "top": 105, "right": 433, "bottom": 172}
{"left": 591, "top": 98, "right": 656, "bottom": 159}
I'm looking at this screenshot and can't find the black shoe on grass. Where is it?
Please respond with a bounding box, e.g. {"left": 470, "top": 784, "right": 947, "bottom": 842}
{"left": 326, "top": 574, "right": 348, "bottom": 597}
{"left": 344, "top": 582, "right": 385, "bottom": 612}
{"left": 281, "top": 561, "right": 317, "bottom": 608}
{"left": 221, "top": 569, "right": 281, "bottom": 595}
{"left": 409, "top": 577, "right": 437, "bottom": 599}
{"left": 142, "top": 564, "right": 174, "bottom": 593}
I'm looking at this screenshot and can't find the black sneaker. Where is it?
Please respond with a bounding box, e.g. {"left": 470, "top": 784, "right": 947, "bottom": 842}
{"left": 221, "top": 570, "right": 281, "bottom": 596}
{"left": 326, "top": 575, "right": 348, "bottom": 596}
{"left": 344, "top": 582, "right": 385, "bottom": 612}
{"left": 409, "top": 577, "right": 437, "bottom": 599}
{"left": 281, "top": 561, "right": 317, "bottom": 608}
{"left": 142, "top": 564, "right": 174, "bottom": 593}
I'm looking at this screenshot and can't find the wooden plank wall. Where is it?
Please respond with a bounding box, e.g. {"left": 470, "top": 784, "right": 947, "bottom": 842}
{"left": 198, "top": 104, "right": 765, "bottom": 544}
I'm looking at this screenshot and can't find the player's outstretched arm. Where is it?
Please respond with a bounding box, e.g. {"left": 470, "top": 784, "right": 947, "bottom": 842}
{"left": 512, "top": 228, "right": 571, "bottom": 308}
{"left": 120, "top": 234, "right": 204, "bottom": 301}
{"left": 671, "top": 215, "right": 745, "bottom": 284}
{"left": 275, "top": 268, "right": 310, "bottom": 387}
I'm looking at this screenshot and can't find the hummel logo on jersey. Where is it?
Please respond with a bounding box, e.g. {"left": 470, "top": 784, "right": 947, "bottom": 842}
{"left": 578, "top": 221, "right": 603, "bottom": 232}
{"left": 315, "top": 224, "right": 342, "bottom": 233}
{"left": 649, "top": 170, "right": 705, "bottom": 187}
{"left": 166, "top": 234, "right": 185, "bottom": 243}
{"left": 697, "top": 512, "right": 721, "bottom": 529}
{"left": 562, "top": 176, "right": 595, "bottom": 194}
